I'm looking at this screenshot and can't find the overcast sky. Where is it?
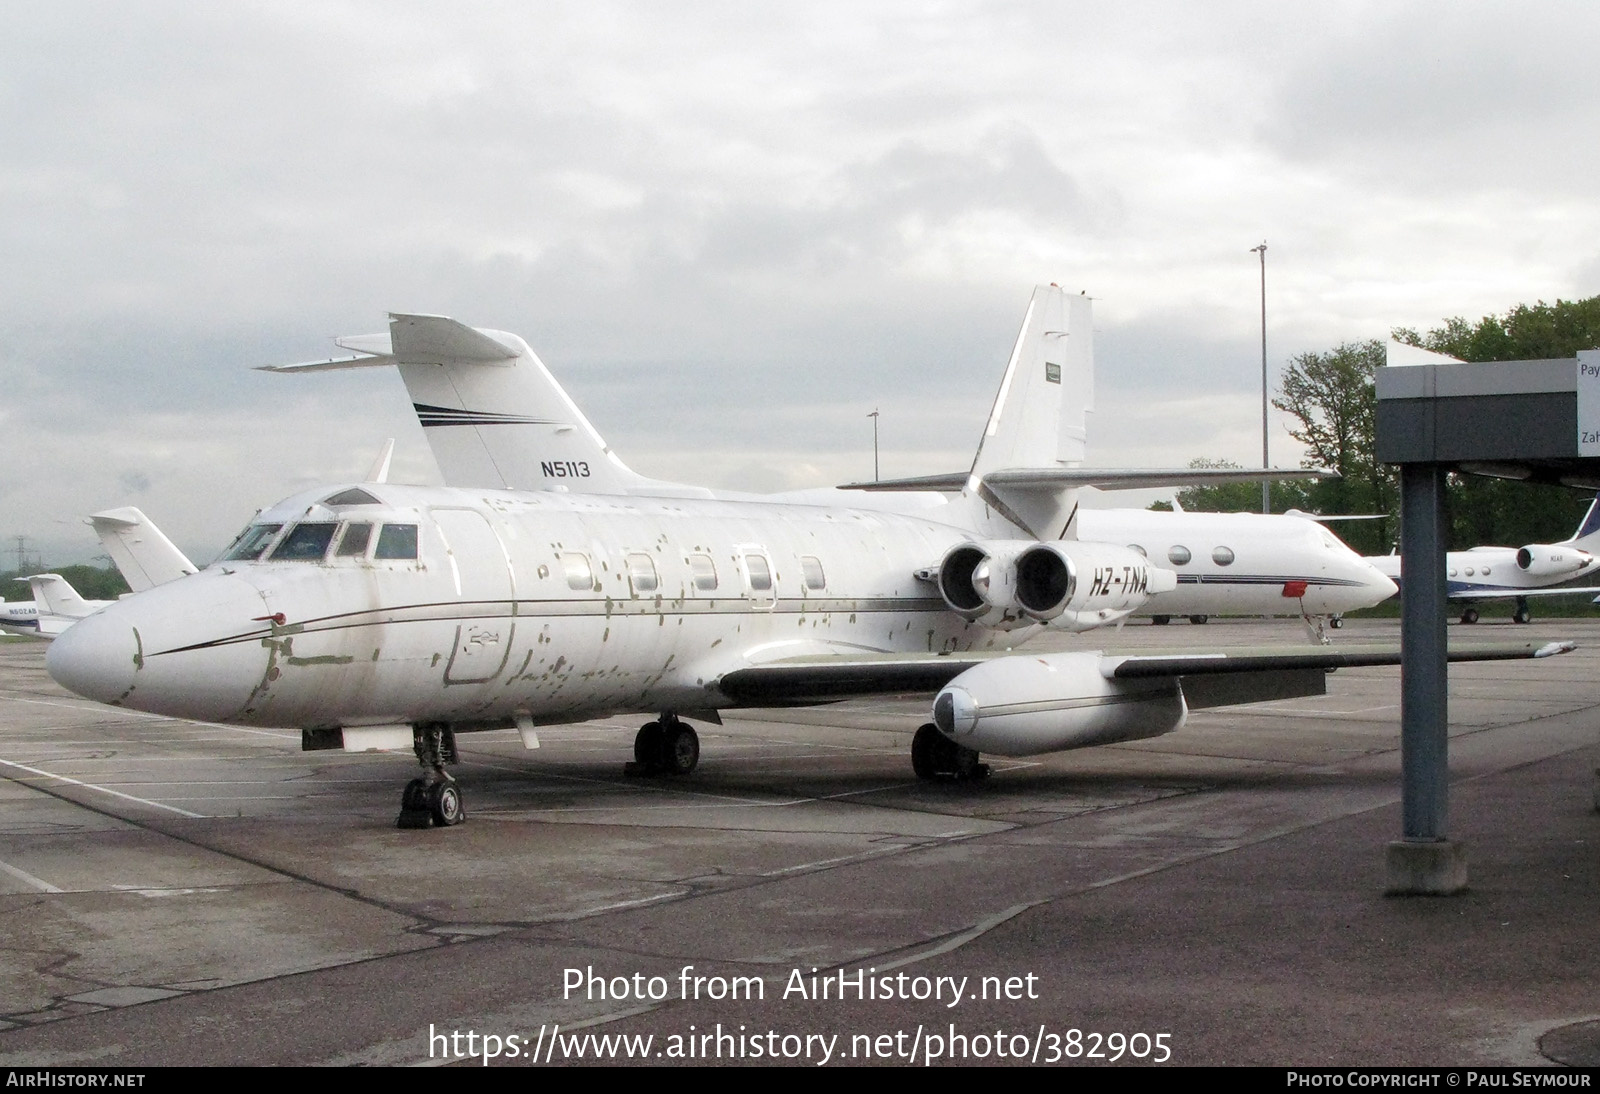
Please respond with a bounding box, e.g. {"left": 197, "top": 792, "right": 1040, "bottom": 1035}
{"left": 4, "top": 1, "right": 1598, "bottom": 565}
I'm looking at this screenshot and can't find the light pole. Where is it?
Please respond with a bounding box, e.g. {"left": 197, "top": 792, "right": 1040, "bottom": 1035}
{"left": 868, "top": 409, "right": 880, "bottom": 482}
{"left": 1251, "top": 241, "right": 1269, "bottom": 514}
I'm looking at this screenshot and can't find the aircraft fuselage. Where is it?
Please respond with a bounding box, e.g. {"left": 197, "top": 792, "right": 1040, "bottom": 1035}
{"left": 47, "top": 482, "right": 1025, "bottom": 730}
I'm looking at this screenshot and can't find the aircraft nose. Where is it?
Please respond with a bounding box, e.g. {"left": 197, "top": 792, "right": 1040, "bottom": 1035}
{"left": 46, "top": 609, "right": 138, "bottom": 705}
{"left": 46, "top": 572, "right": 274, "bottom": 721}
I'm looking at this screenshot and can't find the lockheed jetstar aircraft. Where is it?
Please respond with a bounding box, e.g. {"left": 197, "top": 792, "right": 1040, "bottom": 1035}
{"left": 47, "top": 287, "right": 1559, "bottom": 829}
{"left": 271, "top": 288, "right": 1398, "bottom": 636}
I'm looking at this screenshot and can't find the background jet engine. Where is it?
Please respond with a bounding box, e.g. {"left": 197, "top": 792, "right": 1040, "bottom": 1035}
{"left": 937, "top": 539, "right": 1175, "bottom": 632}
{"left": 931, "top": 651, "right": 1187, "bottom": 756}
{"left": 1514, "top": 544, "right": 1594, "bottom": 578}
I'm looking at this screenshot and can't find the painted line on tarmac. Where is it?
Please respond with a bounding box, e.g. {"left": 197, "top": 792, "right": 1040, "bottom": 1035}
{"left": 0, "top": 757, "right": 206, "bottom": 818}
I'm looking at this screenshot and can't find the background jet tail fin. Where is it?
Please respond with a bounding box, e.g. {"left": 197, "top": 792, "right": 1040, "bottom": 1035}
{"left": 386, "top": 313, "right": 649, "bottom": 493}
{"left": 88, "top": 508, "right": 198, "bottom": 593}
{"left": 26, "top": 575, "right": 96, "bottom": 618}
{"left": 1569, "top": 493, "right": 1600, "bottom": 549}
{"left": 960, "top": 285, "right": 1094, "bottom": 539}
{"left": 265, "top": 314, "right": 650, "bottom": 494}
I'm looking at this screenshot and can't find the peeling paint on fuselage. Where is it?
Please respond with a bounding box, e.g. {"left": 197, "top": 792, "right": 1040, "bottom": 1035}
{"left": 97, "top": 482, "right": 1018, "bottom": 731}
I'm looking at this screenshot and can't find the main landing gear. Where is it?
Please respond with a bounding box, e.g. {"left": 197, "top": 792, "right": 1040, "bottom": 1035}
{"left": 627, "top": 714, "right": 700, "bottom": 776}
{"left": 1513, "top": 597, "right": 1532, "bottom": 625}
{"left": 911, "top": 724, "right": 989, "bottom": 782}
{"left": 397, "top": 722, "right": 465, "bottom": 829}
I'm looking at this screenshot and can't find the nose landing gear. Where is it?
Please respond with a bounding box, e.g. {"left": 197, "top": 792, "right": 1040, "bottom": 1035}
{"left": 397, "top": 722, "right": 464, "bottom": 829}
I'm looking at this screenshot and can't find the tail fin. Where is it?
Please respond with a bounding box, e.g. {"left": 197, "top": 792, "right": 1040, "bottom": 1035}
{"left": 1569, "top": 493, "right": 1600, "bottom": 549}
{"left": 89, "top": 508, "right": 198, "bottom": 593}
{"left": 26, "top": 575, "right": 97, "bottom": 618}
{"left": 961, "top": 285, "right": 1094, "bottom": 538}
{"left": 261, "top": 314, "right": 649, "bottom": 494}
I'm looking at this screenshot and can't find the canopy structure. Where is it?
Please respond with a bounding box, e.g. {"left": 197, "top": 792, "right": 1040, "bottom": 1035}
{"left": 1376, "top": 349, "right": 1600, "bottom": 893}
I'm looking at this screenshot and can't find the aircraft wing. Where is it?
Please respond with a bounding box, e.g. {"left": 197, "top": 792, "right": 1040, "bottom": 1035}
{"left": 840, "top": 467, "right": 1334, "bottom": 493}
{"left": 714, "top": 640, "right": 1572, "bottom": 707}
{"left": 1453, "top": 587, "right": 1600, "bottom": 599}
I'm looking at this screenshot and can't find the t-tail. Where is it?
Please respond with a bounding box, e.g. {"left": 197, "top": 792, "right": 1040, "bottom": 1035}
{"left": 260, "top": 314, "right": 662, "bottom": 495}
{"left": 1568, "top": 493, "right": 1600, "bottom": 551}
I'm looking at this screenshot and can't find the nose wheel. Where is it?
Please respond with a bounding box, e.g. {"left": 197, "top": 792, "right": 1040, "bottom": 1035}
{"left": 626, "top": 714, "right": 700, "bottom": 776}
{"left": 397, "top": 723, "right": 465, "bottom": 829}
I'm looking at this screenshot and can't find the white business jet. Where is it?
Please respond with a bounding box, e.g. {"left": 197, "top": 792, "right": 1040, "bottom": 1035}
{"left": 6, "top": 575, "right": 109, "bottom": 638}
{"left": 47, "top": 287, "right": 1559, "bottom": 829}
{"left": 1366, "top": 495, "right": 1600, "bottom": 624}
{"left": 0, "top": 597, "right": 41, "bottom": 636}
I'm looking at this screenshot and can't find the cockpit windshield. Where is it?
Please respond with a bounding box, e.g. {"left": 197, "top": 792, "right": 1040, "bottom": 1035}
{"left": 270, "top": 522, "right": 339, "bottom": 561}
{"left": 222, "top": 524, "right": 283, "bottom": 561}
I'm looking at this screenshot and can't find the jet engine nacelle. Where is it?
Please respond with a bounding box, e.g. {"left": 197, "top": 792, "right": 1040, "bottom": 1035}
{"left": 1014, "top": 541, "right": 1178, "bottom": 632}
{"left": 938, "top": 540, "right": 1176, "bottom": 632}
{"left": 932, "top": 652, "right": 1187, "bottom": 756}
{"left": 1515, "top": 544, "right": 1594, "bottom": 577}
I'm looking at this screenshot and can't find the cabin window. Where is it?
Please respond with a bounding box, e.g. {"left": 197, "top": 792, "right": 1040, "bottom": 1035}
{"left": 560, "top": 552, "right": 594, "bottom": 590}
{"left": 1448, "top": 567, "right": 1458, "bottom": 577}
{"left": 626, "top": 552, "right": 659, "bottom": 594}
{"left": 223, "top": 523, "right": 283, "bottom": 561}
{"left": 335, "top": 523, "right": 373, "bottom": 558}
{"left": 1167, "top": 545, "right": 1192, "bottom": 565}
{"left": 270, "top": 522, "right": 338, "bottom": 561}
{"left": 801, "top": 556, "right": 826, "bottom": 590}
{"left": 1480, "top": 566, "right": 1490, "bottom": 576}
{"left": 744, "top": 552, "right": 773, "bottom": 592}
{"left": 1465, "top": 566, "right": 1475, "bottom": 577}
{"left": 1212, "top": 546, "right": 1235, "bottom": 566}
{"left": 1128, "top": 544, "right": 1147, "bottom": 558}
{"left": 374, "top": 524, "right": 419, "bottom": 560}
{"left": 688, "top": 554, "right": 718, "bottom": 591}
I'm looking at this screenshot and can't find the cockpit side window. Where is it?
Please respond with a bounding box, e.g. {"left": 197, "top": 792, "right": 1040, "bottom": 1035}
{"left": 270, "top": 522, "right": 339, "bottom": 561}
{"left": 374, "top": 523, "right": 419, "bottom": 560}
{"left": 222, "top": 524, "right": 283, "bottom": 561}
{"left": 335, "top": 523, "right": 373, "bottom": 558}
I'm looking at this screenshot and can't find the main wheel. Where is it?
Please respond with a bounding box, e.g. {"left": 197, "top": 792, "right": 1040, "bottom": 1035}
{"left": 427, "top": 781, "right": 464, "bottom": 826}
{"left": 1513, "top": 606, "right": 1531, "bottom": 625}
{"left": 912, "top": 724, "right": 942, "bottom": 779}
{"left": 634, "top": 721, "right": 664, "bottom": 766}
{"left": 1329, "top": 616, "right": 1344, "bottom": 629}
{"left": 1150, "top": 615, "right": 1171, "bottom": 626}
{"left": 1461, "top": 607, "right": 1480, "bottom": 625}
{"left": 1189, "top": 615, "right": 1209, "bottom": 625}
{"left": 659, "top": 722, "right": 699, "bottom": 775}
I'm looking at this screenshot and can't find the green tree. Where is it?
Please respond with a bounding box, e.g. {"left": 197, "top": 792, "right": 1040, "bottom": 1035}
{"left": 1394, "top": 296, "right": 1600, "bottom": 548}
{"left": 1270, "top": 340, "right": 1396, "bottom": 555}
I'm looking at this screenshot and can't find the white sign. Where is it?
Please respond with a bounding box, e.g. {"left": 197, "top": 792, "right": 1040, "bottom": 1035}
{"left": 1579, "top": 351, "right": 1600, "bottom": 456}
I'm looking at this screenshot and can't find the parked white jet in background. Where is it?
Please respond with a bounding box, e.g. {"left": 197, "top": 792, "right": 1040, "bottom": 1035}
{"left": 7, "top": 575, "right": 109, "bottom": 638}
{"left": 1367, "top": 495, "right": 1600, "bottom": 624}
{"left": 49, "top": 286, "right": 1562, "bottom": 830}
{"left": 0, "top": 597, "right": 41, "bottom": 636}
